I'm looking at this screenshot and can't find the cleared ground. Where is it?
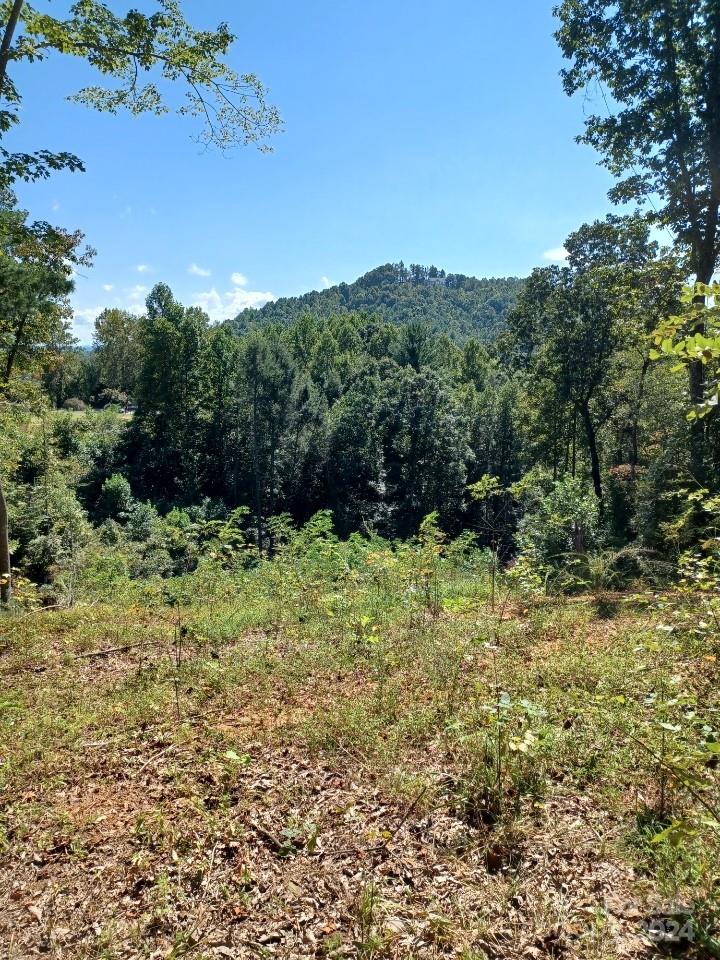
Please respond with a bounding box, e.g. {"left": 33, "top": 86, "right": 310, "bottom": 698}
{"left": 0, "top": 553, "right": 717, "bottom": 958}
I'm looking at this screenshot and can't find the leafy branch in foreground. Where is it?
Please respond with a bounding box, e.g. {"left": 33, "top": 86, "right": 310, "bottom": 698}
{"left": 652, "top": 283, "right": 720, "bottom": 421}
{"left": 0, "top": 0, "right": 281, "bottom": 186}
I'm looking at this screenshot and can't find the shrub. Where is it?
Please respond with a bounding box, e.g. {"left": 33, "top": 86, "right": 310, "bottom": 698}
{"left": 98, "top": 473, "right": 135, "bottom": 521}
{"left": 12, "top": 482, "right": 92, "bottom": 585}
{"left": 516, "top": 475, "right": 602, "bottom": 565}
{"left": 62, "top": 397, "right": 86, "bottom": 412}
{"left": 96, "top": 388, "right": 129, "bottom": 409}
{"left": 125, "top": 500, "right": 160, "bottom": 542}
{"left": 53, "top": 413, "right": 90, "bottom": 458}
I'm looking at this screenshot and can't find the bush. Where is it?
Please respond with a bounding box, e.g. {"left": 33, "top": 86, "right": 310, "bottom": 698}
{"left": 96, "top": 388, "right": 129, "bottom": 409}
{"left": 53, "top": 413, "right": 90, "bottom": 458}
{"left": 516, "top": 474, "right": 602, "bottom": 565}
{"left": 125, "top": 500, "right": 160, "bottom": 542}
{"left": 62, "top": 397, "right": 86, "bottom": 412}
{"left": 12, "top": 482, "right": 92, "bottom": 585}
{"left": 98, "top": 473, "right": 135, "bottom": 521}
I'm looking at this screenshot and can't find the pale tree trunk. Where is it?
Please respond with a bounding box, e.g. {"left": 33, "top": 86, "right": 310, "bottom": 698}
{"left": 689, "top": 256, "right": 716, "bottom": 481}
{"left": 0, "top": 476, "right": 11, "bottom": 606}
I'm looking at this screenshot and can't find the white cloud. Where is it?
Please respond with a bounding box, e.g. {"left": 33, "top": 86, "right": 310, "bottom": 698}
{"left": 543, "top": 246, "right": 569, "bottom": 263}
{"left": 320, "top": 276, "right": 334, "bottom": 289}
{"left": 189, "top": 263, "right": 211, "bottom": 278}
{"left": 52, "top": 200, "right": 61, "bottom": 212}
{"left": 193, "top": 282, "right": 274, "bottom": 324}
{"left": 73, "top": 306, "right": 102, "bottom": 326}
{"left": 136, "top": 263, "right": 151, "bottom": 274}
{"left": 102, "top": 283, "right": 114, "bottom": 292}
{"left": 126, "top": 284, "right": 149, "bottom": 310}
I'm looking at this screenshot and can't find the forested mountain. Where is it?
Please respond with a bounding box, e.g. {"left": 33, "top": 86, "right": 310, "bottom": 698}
{"left": 232, "top": 263, "right": 524, "bottom": 341}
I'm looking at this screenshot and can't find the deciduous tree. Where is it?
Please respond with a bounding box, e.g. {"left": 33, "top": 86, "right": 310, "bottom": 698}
{"left": 0, "top": 0, "right": 281, "bottom": 187}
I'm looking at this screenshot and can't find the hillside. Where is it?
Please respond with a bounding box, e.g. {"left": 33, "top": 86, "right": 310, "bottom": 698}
{"left": 232, "top": 263, "right": 524, "bottom": 341}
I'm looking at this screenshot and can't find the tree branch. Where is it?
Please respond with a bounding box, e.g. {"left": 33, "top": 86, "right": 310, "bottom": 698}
{"left": 0, "top": 0, "right": 24, "bottom": 101}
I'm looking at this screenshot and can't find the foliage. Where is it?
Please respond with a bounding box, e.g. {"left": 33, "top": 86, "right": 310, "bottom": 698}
{"left": 515, "top": 474, "right": 602, "bottom": 566}
{"left": 233, "top": 263, "right": 524, "bottom": 342}
{"left": 0, "top": 198, "right": 92, "bottom": 384}
{"left": 652, "top": 282, "right": 720, "bottom": 420}
{"left": 93, "top": 308, "right": 140, "bottom": 401}
{"left": 0, "top": 0, "right": 281, "bottom": 190}
{"left": 555, "top": 1, "right": 720, "bottom": 285}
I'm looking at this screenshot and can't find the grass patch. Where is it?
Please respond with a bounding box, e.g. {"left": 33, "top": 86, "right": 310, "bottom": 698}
{"left": 1, "top": 542, "right": 719, "bottom": 957}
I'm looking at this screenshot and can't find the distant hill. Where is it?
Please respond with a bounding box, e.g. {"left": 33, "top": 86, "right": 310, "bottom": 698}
{"left": 232, "top": 263, "right": 524, "bottom": 341}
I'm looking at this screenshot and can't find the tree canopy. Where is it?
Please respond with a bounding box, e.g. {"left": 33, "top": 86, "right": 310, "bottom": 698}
{"left": 233, "top": 264, "right": 524, "bottom": 343}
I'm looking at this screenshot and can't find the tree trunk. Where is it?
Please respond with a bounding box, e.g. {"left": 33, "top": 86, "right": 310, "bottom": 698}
{"left": 3, "top": 315, "right": 26, "bottom": 384}
{"left": 630, "top": 356, "right": 651, "bottom": 479}
{"left": 580, "top": 403, "right": 603, "bottom": 509}
{"left": 689, "top": 259, "right": 715, "bottom": 479}
{"left": 251, "top": 385, "right": 264, "bottom": 554}
{"left": 689, "top": 259, "right": 714, "bottom": 404}
{"left": 0, "top": 0, "right": 24, "bottom": 98}
{"left": 0, "top": 477, "right": 11, "bottom": 606}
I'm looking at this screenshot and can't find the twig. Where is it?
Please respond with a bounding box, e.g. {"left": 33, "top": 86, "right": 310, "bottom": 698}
{"left": 314, "top": 784, "right": 430, "bottom": 859}
{"left": 250, "top": 820, "right": 285, "bottom": 853}
{"left": 135, "top": 742, "right": 182, "bottom": 777}
{"left": 626, "top": 731, "right": 720, "bottom": 823}
{"left": 376, "top": 784, "right": 429, "bottom": 850}
{"left": 200, "top": 841, "right": 220, "bottom": 902}
{"left": 75, "top": 640, "right": 164, "bottom": 659}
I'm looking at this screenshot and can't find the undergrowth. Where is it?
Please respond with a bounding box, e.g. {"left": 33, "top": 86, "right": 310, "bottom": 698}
{"left": 1, "top": 514, "right": 719, "bottom": 958}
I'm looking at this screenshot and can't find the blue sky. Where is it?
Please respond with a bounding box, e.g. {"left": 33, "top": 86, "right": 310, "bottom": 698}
{"left": 12, "top": 0, "right": 618, "bottom": 343}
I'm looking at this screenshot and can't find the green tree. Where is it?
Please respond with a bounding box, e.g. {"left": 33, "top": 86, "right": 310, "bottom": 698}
{"left": 565, "top": 215, "right": 684, "bottom": 476}
{"left": 0, "top": 1, "right": 279, "bottom": 603}
{"left": 0, "top": 201, "right": 91, "bottom": 384}
{"left": 132, "top": 284, "right": 208, "bottom": 502}
{"left": 382, "top": 367, "right": 469, "bottom": 537}
{"left": 239, "top": 330, "right": 297, "bottom": 553}
{"left": 327, "top": 370, "right": 386, "bottom": 534}
{"left": 93, "top": 308, "right": 140, "bottom": 400}
{"left": 555, "top": 1, "right": 720, "bottom": 411}
{"left": 512, "top": 216, "right": 683, "bottom": 513}
{"left": 201, "top": 324, "right": 242, "bottom": 502}
{"left": 396, "top": 321, "right": 436, "bottom": 371}
{"left": 512, "top": 267, "right": 616, "bottom": 506}
{"left": 0, "top": 200, "right": 90, "bottom": 606}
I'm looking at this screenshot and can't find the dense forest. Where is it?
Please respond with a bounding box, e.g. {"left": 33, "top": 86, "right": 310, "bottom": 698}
{"left": 3, "top": 2, "right": 720, "bottom": 957}
{"left": 1, "top": 212, "right": 715, "bottom": 596}
{"left": 233, "top": 263, "right": 524, "bottom": 341}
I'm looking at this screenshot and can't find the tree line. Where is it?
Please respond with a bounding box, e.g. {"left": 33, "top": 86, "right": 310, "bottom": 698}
{"left": 4, "top": 0, "right": 720, "bottom": 603}
{"left": 42, "top": 200, "right": 707, "bottom": 564}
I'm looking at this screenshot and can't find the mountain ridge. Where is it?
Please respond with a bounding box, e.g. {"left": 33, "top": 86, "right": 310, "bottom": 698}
{"left": 232, "top": 262, "right": 524, "bottom": 341}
